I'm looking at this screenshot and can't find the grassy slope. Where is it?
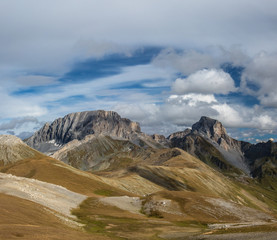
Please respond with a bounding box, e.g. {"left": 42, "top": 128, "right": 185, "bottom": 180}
{"left": 0, "top": 154, "right": 132, "bottom": 197}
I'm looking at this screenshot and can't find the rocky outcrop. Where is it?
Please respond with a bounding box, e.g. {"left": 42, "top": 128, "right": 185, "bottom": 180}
{"left": 151, "top": 134, "right": 169, "bottom": 146}
{"left": 191, "top": 116, "right": 241, "bottom": 151}
{"left": 0, "top": 135, "right": 40, "bottom": 166}
{"left": 26, "top": 110, "right": 142, "bottom": 154}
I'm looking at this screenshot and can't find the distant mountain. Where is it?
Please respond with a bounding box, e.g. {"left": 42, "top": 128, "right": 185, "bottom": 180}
{"left": 0, "top": 135, "right": 42, "bottom": 166}
{"left": 168, "top": 116, "right": 247, "bottom": 174}
{"left": 26, "top": 110, "right": 165, "bottom": 154}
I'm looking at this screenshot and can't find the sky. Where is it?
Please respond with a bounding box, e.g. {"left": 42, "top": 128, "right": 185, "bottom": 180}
{"left": 1, "top": 0, "right": 277, "bottom": 142}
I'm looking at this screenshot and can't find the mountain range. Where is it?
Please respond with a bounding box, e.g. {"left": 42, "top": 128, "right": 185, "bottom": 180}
{"left": 25, "top": 110, "right": 277, "bottom": 190}
{"left": 1, "top": 110, "right": 277, "bottom": 239}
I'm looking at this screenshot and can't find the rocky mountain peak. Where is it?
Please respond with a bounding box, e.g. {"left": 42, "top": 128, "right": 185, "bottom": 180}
{"left": 192, "top": 116, "right": 228, "bottom": 142}
{"left": 26, "top": 110, "right": 142, "bottom": 154}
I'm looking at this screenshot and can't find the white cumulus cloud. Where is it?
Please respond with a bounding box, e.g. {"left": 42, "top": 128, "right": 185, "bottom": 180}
{"left": 172, "top": 69, "right": 237, "bottom": 95}
{"left": 168, "top": 94, "right": 217, "bottom": 106}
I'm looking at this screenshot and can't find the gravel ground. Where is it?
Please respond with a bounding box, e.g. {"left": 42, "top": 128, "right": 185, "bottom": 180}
{"left": 0, "top": 173, "right": 87, "bottom": 217}
{"left": 99, "top": 196, "right": 143, "bottom": 215}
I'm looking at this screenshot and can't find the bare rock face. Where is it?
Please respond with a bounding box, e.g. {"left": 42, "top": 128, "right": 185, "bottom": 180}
{"left": 167, "top": 129, "right": 191, "bottom": 141}
{"left": 26, "top": 110, "right": 142, "bottom": 154}
{"left": 0, "top": 135, "right": 39, "bottom": 166}
{"left": 191, "top": 116, "right": 239, "bottom": 151}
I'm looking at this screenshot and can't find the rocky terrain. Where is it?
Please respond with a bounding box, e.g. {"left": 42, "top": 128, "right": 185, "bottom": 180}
{"left": 0, "top": 172, "right": 86, "bottom": 219}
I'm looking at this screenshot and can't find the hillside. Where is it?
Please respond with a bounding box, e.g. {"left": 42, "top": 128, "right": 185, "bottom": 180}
{"left": 0, "top": 135, "right": 43, "bottom": 166}
{"left": 6, "top": 136, "right": 277, "bottom": 239}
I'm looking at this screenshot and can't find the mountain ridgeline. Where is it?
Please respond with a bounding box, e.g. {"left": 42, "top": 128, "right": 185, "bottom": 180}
{"left": 26, "top": 110, "right": 141, "bottom": 154}
{"left": 25, "top": 110, "right": 277, "bottom": 190}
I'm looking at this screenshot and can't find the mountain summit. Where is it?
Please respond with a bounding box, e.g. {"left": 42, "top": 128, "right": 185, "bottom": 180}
{"left": 26, "top": 110, "right": 141, "bottom": 154}
{"left": 192, "top": 116, "right": 228, "bottom": 142}
{"left": 169, "top": 116, "right": 248, "bottom": 174}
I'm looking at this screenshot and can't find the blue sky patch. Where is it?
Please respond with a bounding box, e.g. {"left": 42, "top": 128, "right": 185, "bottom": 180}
{"left": 59, "top": 47, "right": 162, "bottom": 83}
{"left": 221, "top": 63, "right": 244, "bottom": 88}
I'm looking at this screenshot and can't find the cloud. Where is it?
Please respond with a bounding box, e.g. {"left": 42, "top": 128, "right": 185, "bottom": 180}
{"left": 168, "top": 94, "right": 217, "bottom": 106}
{"left": 73, "top": 40, "right": 134, "bottom": 59}
{"left": 0, "top": 117, "right": 39, "bottom": 131}
{"left": 0, "top": 87, "right": 47, "bottom": 119}
{"left": 1, "top": 1, "right": 277, "bottom": 142}
{"left": 152, "top": 48, "right": 219, "bottom": 75}
{"left": 241, "top": 52, "right": 277, "bottom": 107}
{"left": 252, "top": 115, "right": 277, "bottom": 129}
{"left": 15, "top": 75, "right": 57, "bottom": 87}
{"left": 172, "top": 69, "right": 237, "bottom": 95}
{"left": 0, "top": 0, "right": 277, "bottom": 79}
{"left": 0, "top": 116, "right": 45, "bottom": 139}
{"left": 211, "top": 103, "right": 244, "bottom": 127}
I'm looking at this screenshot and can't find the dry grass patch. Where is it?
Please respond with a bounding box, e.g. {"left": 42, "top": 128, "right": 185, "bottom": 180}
{"left": 0, "top": 156, "right": 132, "bottom": 197}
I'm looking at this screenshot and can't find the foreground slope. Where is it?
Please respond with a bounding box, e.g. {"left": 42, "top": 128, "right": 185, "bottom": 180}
{"left": 0, "top": 193, "right": 108, "bottom": 240}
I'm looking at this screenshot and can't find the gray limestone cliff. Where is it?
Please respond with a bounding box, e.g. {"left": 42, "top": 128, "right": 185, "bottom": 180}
{"left": 26, "top": 110, "right": 141, "bottom": 154}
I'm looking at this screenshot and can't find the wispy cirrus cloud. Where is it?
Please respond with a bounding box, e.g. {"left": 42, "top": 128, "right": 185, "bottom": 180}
{"left": 1, "top": 1, "right": 277, "bottom": 143}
